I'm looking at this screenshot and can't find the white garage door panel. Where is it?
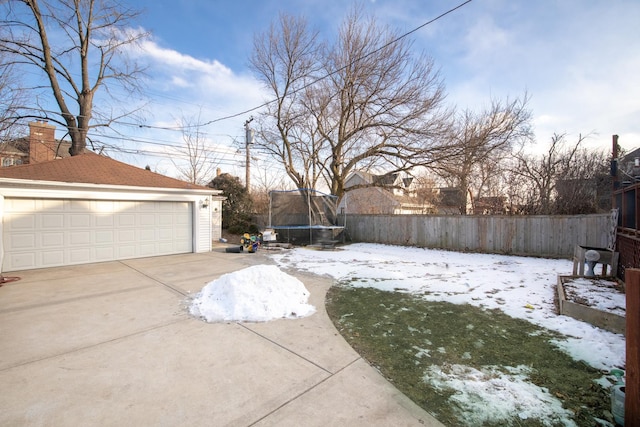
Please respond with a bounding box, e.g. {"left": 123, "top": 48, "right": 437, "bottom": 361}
{"left": 42, "top": 251, "right": 63, "bottom": 265}
{"left": 2, "top": 199, "right": 193, "bottom": 271}
{"left": 95, "top": 247, "right": 114, "bottom": 260}
{"left": 95, "top": 230, "right": 114, "bottom": 244}
{"left": 42, "top": 232, "right": 63, "bottom": 247}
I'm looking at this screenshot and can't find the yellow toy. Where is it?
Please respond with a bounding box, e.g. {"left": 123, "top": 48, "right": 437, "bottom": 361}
{"left": 240, "top": 233, "right": 261, "bottom": 253}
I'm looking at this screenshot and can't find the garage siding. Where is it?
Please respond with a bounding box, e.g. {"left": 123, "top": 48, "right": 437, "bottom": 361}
{"left": 2, "top": 198, "right": 192, "bottom": 271}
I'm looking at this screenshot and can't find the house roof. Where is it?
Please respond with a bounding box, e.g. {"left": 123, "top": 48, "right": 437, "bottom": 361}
{"left": 346, "top": 171, "right": 412, "bottom": 188}
{"left": 0, "top": 137, "right": 72, "bottom": 158}
{"left": 0, "top": 142, "right": 26, "bottom": 156}
{"left": 0, "top": 151, "right": 209, "bottom": 190}
{"left": 0, "top": 138, "right": 29, "bottom": 156}
{"left": 622, "top": 147, "right": 640, "bottom": 161}
{"left": 373, "top": 172, "right": 399, "bottom": 186}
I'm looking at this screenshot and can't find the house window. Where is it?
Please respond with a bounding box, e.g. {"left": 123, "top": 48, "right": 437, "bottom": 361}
{"left": 1, "top": 157, "right": 23, "bottom": 167}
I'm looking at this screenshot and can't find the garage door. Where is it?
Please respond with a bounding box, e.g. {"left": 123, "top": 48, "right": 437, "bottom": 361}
{"left": 2, "top": 198, "right": 192, "bottom": 271}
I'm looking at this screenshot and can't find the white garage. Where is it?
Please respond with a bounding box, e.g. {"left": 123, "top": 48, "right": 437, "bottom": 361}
{"left": 0, "top": 152, "right": 223, "bottom": 272}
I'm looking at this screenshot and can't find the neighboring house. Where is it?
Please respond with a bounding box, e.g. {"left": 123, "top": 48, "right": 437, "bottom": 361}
{"left": 0, "top": 125, "right": 224, "bottom": 272}
{"left": 344, "top": 171, "right": 416, "bottom": 193}
{"left": 433, "top": 187, "right": 465, "bottom": 215}
{"left": 340, "top": 170, "right": 472, "bottom": 215}
{"left": 0, "top": 141, "right": 27, "bottom": 167}
{"left": 472, "top": 196, "right": 508, "bottom": 215}
{"left": 340, "top": 171, "right": 432, "bottom": 215}
{"left": 619, "top": 147, "right": 640, "bottom": 179}
{"left": 0, "top": 121, "right": 71, "bottom": 167}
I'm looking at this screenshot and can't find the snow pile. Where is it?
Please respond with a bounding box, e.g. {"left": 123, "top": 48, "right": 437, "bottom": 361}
{"left": 189, "top": 265, "right": 316, "bottom": 322}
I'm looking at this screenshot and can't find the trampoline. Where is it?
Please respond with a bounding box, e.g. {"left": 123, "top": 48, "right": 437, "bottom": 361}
{"left": 268, "top": 189, "right": 345, "bottom": 245}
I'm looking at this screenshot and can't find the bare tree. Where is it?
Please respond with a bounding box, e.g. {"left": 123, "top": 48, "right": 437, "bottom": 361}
{"left": 411, "top": 172, "right": 442, "bottom": 214}
{"left": 429, "top": 95, "right": 533, "bottom": 214}
{"left": 553, "top": 146, "right": 610, "bottom": 214}
{"left": 172, "top": 112, "right": 220, "bottom": 185}
{"left": 0, "top": 82, "right": 20, "bottom": 140}
{"left": 250, "top": 157, "right": 293, "bottom": 217}
{"left": 0, "top": 51, "right": 28, "bottom": 140}
{"left": 0, "top": 0, "right": 148, "bottom": 155}
{"left": 508, "top": 133, "right": 609, "bottom": 215}
{"left": 250, "top": 8, "right": 450, "bottom": 200}
{"left": 506, "top": 135, "right": 560, "bottom": 214}
{"left": 250, "top": 13, "right": 323, "bottom": 191}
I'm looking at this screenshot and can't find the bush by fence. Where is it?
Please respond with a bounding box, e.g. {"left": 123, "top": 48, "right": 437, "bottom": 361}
{"left": 343, "top": 214, "right": 614, "bottom": 258}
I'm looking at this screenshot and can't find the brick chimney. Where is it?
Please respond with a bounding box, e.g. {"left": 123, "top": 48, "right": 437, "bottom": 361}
{"left": 29, "top": 121, "right": 57, "bottom": 164}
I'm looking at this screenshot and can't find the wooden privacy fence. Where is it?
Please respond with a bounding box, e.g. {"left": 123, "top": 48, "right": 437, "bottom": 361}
{"left": 343, "top": 213, "right": 614, "bottom": 258}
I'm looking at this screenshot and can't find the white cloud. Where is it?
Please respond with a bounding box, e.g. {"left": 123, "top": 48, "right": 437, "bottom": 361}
{"left": 169, "top": 76, "right": 190, "bottom": 88}
{"left": 103, "top": 33, "right": 271, "bottom": 177}
{"left": 135, "top": 37, "right": 267, "bottom": 106}
{"left": 129, "top": 35, "right": 268, "bottom": 135}
{"left": 461, "top": 16, "right": 511, "bottom": 69}
{"left": 428, "top": 0, "right": 640, "bottom": 152}
{"left": 139, "top": 38, "right": 232, "bottom": 75}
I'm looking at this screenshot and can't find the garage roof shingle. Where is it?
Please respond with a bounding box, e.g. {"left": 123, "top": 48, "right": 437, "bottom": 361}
{"left": 0, "top": 151, "right": 209, "bottom": 190}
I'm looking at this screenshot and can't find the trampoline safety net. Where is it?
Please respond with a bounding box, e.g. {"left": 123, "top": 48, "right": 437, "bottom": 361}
{"left": 268, "top": 189, "right": 344, "bottom": 245}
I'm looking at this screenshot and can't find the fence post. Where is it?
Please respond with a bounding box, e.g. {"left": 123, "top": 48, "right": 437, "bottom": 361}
{"left": 626, "top": 268, "right": 640, "bottom": 425}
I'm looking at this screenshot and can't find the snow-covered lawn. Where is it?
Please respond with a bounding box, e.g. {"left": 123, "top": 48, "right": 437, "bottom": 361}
{"left": 270, "top": 243, "right": 625, "bottom": 372}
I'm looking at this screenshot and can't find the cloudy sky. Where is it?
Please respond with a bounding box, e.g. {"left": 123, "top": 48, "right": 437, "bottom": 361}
{"left": 59, "top": 0, "right": 640, "bottom": 181}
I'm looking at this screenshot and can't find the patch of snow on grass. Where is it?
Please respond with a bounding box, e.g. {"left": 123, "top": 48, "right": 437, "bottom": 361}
{"left": 189, "top": 265, "right": 315, "bottom": 322}
{"left": 412, "top": 346, "right": 431, "bottom": 359}
{"left": 425, "top": 364, "right": 577, "bottom": 427}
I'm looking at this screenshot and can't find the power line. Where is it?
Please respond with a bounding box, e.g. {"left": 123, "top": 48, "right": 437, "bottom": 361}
{"left": 13, "top": 64, "right": 240, "bottom": 124}
{"left": 106, "top": 147, "right": 245, "bottom": 168}
{"left": 88, "top": 131, "right": 242, "bottom": 156}
{"left": 120, "top": 0, "right": 475, "bottom": 131}
{"left": 10, "top": 0, "right": 474, "bottom": 150}
{"left": 12, "top": 107, "right": 246, "bottom": 154}
{"left": 88, "top": 139, "right": 246, "bottom": 168}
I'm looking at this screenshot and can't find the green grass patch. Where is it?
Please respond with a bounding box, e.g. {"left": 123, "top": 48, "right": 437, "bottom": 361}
{"left": 326, "top": 285, "right": 611, "bottom": 427}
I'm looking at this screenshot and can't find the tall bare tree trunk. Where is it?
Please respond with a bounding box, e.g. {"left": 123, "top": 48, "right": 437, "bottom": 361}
{"left": 1, "top": 0, "right": 147, "bottom": 155}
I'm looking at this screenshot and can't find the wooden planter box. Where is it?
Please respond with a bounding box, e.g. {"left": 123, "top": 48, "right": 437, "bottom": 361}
{"left": 557, "top": 275, "right": 626, "bottom": 335}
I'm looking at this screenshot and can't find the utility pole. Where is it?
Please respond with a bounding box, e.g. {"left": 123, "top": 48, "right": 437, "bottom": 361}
{"left": 244, "top": 117, "right": 254, "bottom": 193}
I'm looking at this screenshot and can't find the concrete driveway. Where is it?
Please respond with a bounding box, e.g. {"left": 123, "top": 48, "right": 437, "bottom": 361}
{"left": 0, "top": 246, "right": 443, "bottom": 426}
